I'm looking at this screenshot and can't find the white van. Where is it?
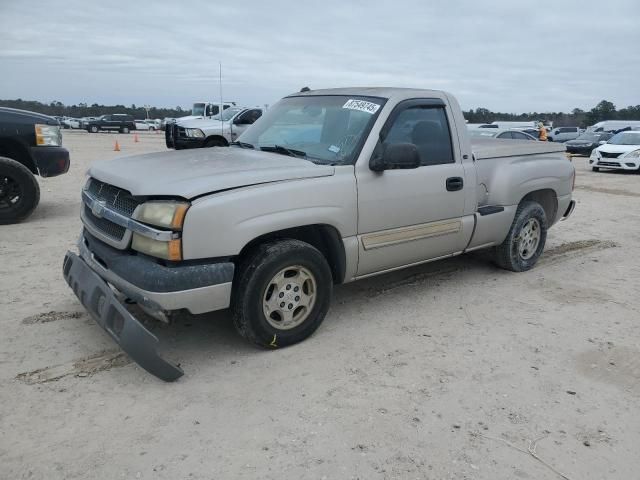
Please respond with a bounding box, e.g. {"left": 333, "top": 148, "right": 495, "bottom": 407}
{"left": 587, "top": 120, "right": 640, "bottom": 133}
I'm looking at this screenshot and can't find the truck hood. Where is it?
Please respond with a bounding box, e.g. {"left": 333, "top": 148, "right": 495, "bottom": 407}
{"left": 88, "top": 147, "right": 335, "bottom": 199}
{"left": 178, "top": 118, "right": 228, "bottom": 130}
{"left": 0, "top": 107, "right": 59, "bottom": 125}
{"left": 176, "top": 114, "right": 204, "bottom": 122}
{"left": 595, "top": 144, "right": 640, "bottom": 154}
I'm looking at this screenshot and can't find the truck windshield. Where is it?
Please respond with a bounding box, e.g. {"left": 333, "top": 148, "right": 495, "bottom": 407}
{"left": 236, "top": 95, "right": 386, "bottom": 165}
{"left": 192, "top": 103, "right": 206, "bottom": 116}
{"left": 608, "top": 132, "right": 640, "bottom": 145}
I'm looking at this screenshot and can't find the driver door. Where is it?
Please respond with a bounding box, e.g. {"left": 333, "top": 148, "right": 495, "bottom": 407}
{"left": 231, "top": 109, "right": 263, "bottom": 141}
{"left": 355, "top": 99, "right": 470, "bottom": 276}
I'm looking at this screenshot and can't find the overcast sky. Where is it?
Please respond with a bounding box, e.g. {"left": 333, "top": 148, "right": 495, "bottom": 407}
{"left": 1, "top": 0, "right": 638, "bottom": 113}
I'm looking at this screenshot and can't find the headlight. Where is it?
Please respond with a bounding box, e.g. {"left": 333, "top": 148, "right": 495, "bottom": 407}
{"left": 185, "top": 128, "right": 205, "bottom": 138}
{"left": 35, "top": 124, "right": 62, "bottom": 146}
{"left": 623, "top": 149, "right": 640, "bottom": 158}
{"left": 134, "top": 201, "right": 190, "bottom": 229}
{"left": 132, "top": 234, "right": 182, "bottom": 261}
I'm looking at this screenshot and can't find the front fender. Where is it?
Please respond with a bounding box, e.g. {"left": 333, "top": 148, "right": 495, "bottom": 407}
{"left": 181, "top": 168, "right": 357, "bottom": 260}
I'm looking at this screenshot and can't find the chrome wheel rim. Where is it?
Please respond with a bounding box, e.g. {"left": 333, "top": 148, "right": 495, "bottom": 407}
{"left": 517, "top": 218, "right": 541, "bottom": 260}
{"left": 262, "top": 265, "right": 317, "bottom": 330}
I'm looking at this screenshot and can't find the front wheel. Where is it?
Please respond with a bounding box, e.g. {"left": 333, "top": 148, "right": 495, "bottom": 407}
{"left": 204, "top": 137, "right": 226, "bottom": 148}
{"left": 232, "top": 239, "right": 333, "bottom": 348}
{"left": 0, "top": 156, "right": 40, "bottom": 225}
{"left": 89, "top": 125, "right": 99, "bottom": 133}
{"left": 121, "top": 126, "right": 130, "bottom": 134}
{"left": 493, "top": 201, "right": 547, "bottom": 272}
{"left": 592, "top": 167, "right": 600, "bottom": 172}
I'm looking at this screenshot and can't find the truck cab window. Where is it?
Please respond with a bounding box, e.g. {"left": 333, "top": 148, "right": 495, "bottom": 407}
{"left": 384, "top": 106, "right": 454, "bottom": 165}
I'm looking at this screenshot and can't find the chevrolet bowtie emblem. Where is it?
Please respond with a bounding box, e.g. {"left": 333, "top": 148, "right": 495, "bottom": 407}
{"left": 92, "top": 200, "right": 106, "bottom": 218}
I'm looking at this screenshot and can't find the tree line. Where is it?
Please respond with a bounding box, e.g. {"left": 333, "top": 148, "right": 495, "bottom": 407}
{"left": 464, "top": 100, "right": 640, "bottom": 127}
{"left": 0, "top": 99, "right": 187, "bottom": 120}
{"left": 1, "top": 98, "right": 639, "bottom": 127}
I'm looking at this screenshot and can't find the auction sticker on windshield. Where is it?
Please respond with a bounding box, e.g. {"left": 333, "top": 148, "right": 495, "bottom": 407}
{"left": 342, "top": 99, "right": 381, "bottom": 114}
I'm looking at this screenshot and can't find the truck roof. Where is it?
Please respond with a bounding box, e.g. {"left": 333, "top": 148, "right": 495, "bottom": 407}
{"left": 291, "top": 87, "right": 448, "bottom": 101}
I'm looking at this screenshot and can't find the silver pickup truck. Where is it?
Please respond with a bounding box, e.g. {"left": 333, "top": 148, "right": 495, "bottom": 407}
{"left": 63, "top": 87, "right": 576, "bottom": 381}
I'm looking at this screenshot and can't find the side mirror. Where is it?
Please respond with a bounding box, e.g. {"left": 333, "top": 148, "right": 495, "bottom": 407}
{"left": 370, "top": 143, "right": 421, "bottom": 172}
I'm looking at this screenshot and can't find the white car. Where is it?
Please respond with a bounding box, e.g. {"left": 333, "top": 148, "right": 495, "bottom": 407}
{"left": 63, "top": 118, "right": 81, "bottom": 129}
{"left": 590, "top": 131, "right": 640, "bottom": 172}
{"left": 547, "top": 126, "right": 580, "bottom": 143}
{"left": 134, "top": 120, "right": 158, "bottom": 131}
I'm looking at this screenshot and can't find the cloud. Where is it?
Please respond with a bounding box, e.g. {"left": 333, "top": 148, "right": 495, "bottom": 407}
{"left": 0, "top": 0, "right": 638, "bottom": 112}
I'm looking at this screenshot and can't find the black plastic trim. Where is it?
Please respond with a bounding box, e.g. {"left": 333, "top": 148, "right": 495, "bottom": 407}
{"left": 477, "top": 205, "right": 505, "bottom": 216}
{"left": 63, "top": 251, "right": 184, "bottom": 382}
{"left": 30, "top": 146, "right": 70, "bottom": 177}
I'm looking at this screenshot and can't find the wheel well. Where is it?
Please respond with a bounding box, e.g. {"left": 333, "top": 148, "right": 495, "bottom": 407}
{"left": 237, "top": 224, "right": 346, "bottom": 284}
{"left": 0, "top": 139, "right": 36, "bottom": 174}
{"left": 205, "top": 135, "right": 229, "bottom": 147}
{"left": 520, "top": 189, "right": 557, "bottom": 224}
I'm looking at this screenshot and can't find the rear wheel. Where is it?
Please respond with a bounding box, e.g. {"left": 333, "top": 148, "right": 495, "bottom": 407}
{"left": 89, "top": 125, "right": 99, "bottom": 133}
{"left": 493, "top": 201, "right": 547, "bottom": 272}
{"left": 0, "top": 156, "right": 40, "bottom": 225}
{"left": 592, "top": 167, "right": 600, "bottom": 172}
{"left": 232, "top": 239, "right": 333, "bottom": 348}
{"left": 121, "top": 126, "right": 130, "bottom": 134}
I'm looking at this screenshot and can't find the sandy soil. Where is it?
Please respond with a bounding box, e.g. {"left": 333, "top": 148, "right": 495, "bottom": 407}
{"left": 1, "top": 130, "right": 639, "bottom": 479}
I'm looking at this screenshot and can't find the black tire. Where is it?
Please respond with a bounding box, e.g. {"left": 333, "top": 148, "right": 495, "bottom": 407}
{"left": 121, "top": 126, "right": 130, "bottom": 134}
{"left": 204, "top": 137, "right": 226, "bottom": 148}
{"left": 493, "top": 201, "right": 547, "bottom": 272}
{"left": 592, "top": 167, "right": 600, "bottom": 172}
{"left": 0, "top": 156, "right": 40, "bottom": 225}
{"left": 149, "top": 126, "right": 155, "bottom": 131}
{"left": 232, "top": 239, "right": 333, "bottom": 348}
{"left": 89, "top": 125, "right": 99, "bottom": 133}
{"left": 547, "top": 137, "right": 554, "bottom": 142}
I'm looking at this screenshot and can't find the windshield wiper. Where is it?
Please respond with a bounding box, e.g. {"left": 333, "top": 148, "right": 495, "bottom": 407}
{"left": 260, "top": 145, "right": 307, "bottom": 158}
{"left": 230, "top": 141, "right": 255, "bottom": 149}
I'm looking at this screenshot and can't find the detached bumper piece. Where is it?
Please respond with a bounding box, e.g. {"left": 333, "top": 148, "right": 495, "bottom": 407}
{"left": 63, "top": 251, "right": 184, "bottom": 382}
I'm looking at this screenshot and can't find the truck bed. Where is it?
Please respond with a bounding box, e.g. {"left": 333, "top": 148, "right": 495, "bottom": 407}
{"left": 471, "top": 138, "right": 566, "bottom": 160}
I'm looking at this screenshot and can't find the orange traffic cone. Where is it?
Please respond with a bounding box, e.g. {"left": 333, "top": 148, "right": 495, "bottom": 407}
{"left": 134, "top": 133, "right": 139, "bottom": 143}
{"left": 114, "top": 140, "right": 121, "bottom": 151}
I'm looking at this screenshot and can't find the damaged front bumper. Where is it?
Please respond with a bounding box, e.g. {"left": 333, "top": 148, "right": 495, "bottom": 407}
{"left": 63, "top": 251, "right": 184, "bottom": 381}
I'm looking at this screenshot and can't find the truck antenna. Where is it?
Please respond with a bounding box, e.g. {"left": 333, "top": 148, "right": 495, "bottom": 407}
{"left": 219, "top": 61, "right": 229, "bottom": 136}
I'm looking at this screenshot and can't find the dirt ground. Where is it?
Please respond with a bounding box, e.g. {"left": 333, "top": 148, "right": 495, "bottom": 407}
{"left": 1, "top": 130, "right": 639, "bottom": 480}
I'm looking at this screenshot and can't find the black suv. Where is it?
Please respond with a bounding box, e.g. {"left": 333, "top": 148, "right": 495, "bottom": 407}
{"left": 0, "top": 107, "right": 70, "bottom": 224}
{"left": 86, "top": 114, "right": 136, "bottom": 134}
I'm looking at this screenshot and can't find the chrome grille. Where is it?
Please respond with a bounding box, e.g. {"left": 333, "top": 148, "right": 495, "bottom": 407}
{"left": 83, "top": 204, "right": 126, "bottom": 241}
{"left": 86, "top": 178, "right": 141, "bottom": 217}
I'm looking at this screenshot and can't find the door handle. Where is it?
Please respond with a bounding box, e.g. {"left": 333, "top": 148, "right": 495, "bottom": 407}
{"left": 446, "top": 177, "right": 464, "bottom": 191}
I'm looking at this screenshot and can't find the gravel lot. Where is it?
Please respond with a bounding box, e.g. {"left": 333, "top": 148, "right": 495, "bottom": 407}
{"left": 1, "top": 130, "right": 639, "bottom": 479}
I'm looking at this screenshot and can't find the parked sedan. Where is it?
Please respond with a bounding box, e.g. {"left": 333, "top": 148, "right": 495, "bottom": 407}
{"left": 469, "top": 128, "right": 538, "bottom": 141}
{"left": 589, "top": 131, "right": 640, "bottom": 172}
{"left": 565, "top": 132, "right": 613, "bottom": 155}
{"left": 62, "top": 118, "right": 81, "bottom": 129}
